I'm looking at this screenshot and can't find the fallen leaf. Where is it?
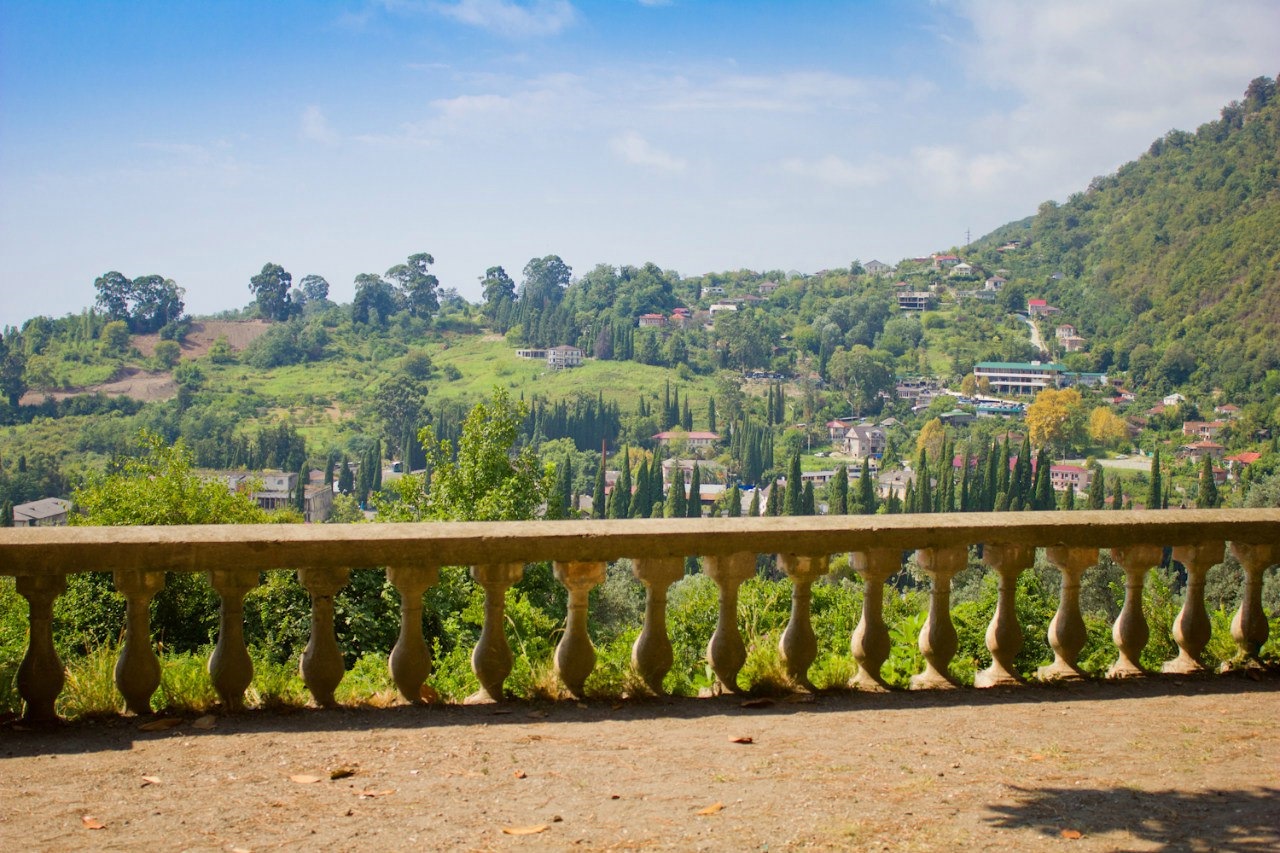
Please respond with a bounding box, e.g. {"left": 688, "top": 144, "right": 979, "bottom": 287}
{"left": 501, "top": 825, "right": 549, "bottom": 836}
{"left": 420, "top": 685, "right": 439, "bottom": 703}
{"left": 1061, "top": 829, "right": 1083, "bottom": 839}
{"left": 696, "top": 802, "right": 725, "bottom": 816}
{"left": 290, "top": 774, "right": 323, "bottom": 784}
{"left": 729, "top": 736, "right": 754, "bottom": 744}
{"left": 330, "top": 766, "right": 357, "bottom": 780}
{"left": 513, "top": 770, "right": 527, "bottom": 779}
{"left": 140, "top": 775, "right": 162, "bottom": 787}
{"left": 81, "top": 816, "right": 106, "bottom": 830}
{"left": 192, "top": 715, "right": 217, "bottom": 730}
{"left": 740, "top": 698, "right": 774, "bottom": 709}
{"left": 138, "top": 717, "right": 183, "bottom": 732}
{"left": 610, "top": 794, "right": 621, "bottom": 800}
{"left": 358, "top": 789, "right": 395, "bottom": 799}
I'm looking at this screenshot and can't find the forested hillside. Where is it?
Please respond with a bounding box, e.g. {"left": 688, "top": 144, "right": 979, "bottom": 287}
{"left": 969, "top": 76, "right": 1280, "bottom": 400}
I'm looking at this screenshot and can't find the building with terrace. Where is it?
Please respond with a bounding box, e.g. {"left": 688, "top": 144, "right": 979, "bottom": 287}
{"left": 973, "top": 361, "right": 1066, "bottom": 395}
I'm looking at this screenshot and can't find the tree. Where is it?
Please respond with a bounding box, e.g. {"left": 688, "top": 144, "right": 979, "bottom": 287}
{"left": 830, "top": 464, "right": 848, "bottom": 514}
{"left": 249, "top": 262, "right": 294, "bottom": 321}
{"left": 1087, "top": 463, "right": 1106, "bottom": 509}
{"left": 101, "top": 320, "right": 131, "bottom": 355}
{"left": 826, "top": 345, "right": 894, "bottom": 415}
{"left": 386, "top": 252, "right": 439, "bottom": 319}
{"left": 1088, "top": 406, "right": 1128, "bottom": 449}
{"left": 0, "top": 331, "right": 28, "bottom": 407}
{"left": 153, "top": 339, "right": 181, "bottom": 369}
{"left": 592, "top": 454, "right": 607, "bottom": 519}
{"left": 785, "top": 453, "right": 803, "bottom": 516}
{"left": 1146, "top": 449, "right": 1163, "bottom": 510}
{"left": 916, "top": 418, "right": 947, "bottom": 462}
{"left": 1196, "top": 455, "right": 1219, "bottom": 508}
{"left": 858, "top": 458, "right": 877, "bottom": 514}
{"left": 299, "top": 274, "right": 330, "bottom": 302}
{"left": 686, "top": 463, "right": 702, "bottom": 518}
{"left": 1026, "top": 387, "right": 1085, "bottom": 454}
{"left": 352, "top": 273, "right": 399, "bottom": 326}
{"left": 382, "top": 388, "right": 551, "bottom": 522}
{"left": 481, "top": 266, "right": 517, "bottom": 329}
{"left": 94, "top": 271, "right": 185, "bottom": 332}
{"left": 611, "top": 448, "right": 632, "bottom": 519}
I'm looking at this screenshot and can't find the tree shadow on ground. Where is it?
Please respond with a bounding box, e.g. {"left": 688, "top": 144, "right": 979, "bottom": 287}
{"left": 986, "top": 785, "right": 1280, "bottom": 851}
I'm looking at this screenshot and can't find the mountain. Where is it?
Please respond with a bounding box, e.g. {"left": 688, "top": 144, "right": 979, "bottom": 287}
{"left": 969, "top": 76, "right": 1280, "bottom": 401}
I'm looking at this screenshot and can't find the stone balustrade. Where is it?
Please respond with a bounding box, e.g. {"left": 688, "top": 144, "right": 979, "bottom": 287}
{"left": 2, "top": 509, "right": 1277, "bottom": 723}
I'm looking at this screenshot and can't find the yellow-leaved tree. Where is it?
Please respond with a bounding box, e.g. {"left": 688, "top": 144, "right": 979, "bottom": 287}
{"left": 1025, "top": 387, "right": 1085, "bottom": 455}
{"left": 1087, "top": 406, "right": 1129, "bottom": 449}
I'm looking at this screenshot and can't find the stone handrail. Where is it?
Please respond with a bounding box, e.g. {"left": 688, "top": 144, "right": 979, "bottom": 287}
{"left": 2, "top": 509, "right": 1277, "bottom": 722}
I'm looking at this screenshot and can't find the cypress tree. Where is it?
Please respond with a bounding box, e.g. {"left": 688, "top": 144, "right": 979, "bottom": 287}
{"left": 983, "top": 441, "right": 999, "bottom": 511}
{"left": 1112, "top": 475, "right": 1124, "bottom": 511}
{"left": 707, "top": 398, "right": 717, "bottom": 435}
{"left": 997, "top": 437, "right": 1011, "bottom": 500}
{"left": 766, "top": 479, "right": 780, "bottom": 516}
{"left": 338, "top": 456, "right": 353, "bottom": 494}
{"left": 959, "top": 454, "right": 971, "bottom": 512}
{"left": 887, "top": 486, "right": 901, "bottom": 514}
{"left": 296, "top": 462, "right": 307, "bottom": 513}
{"left": 2, "top": 500, "right": 13, "bottom": 527}
{"left": 785, "top": 453, "right": 803, "bottom": 516}
{"left": 324, "top": 451, "right": 336, "bottom": 485}
{"left": 1062, "top": 483, "right": 1076, "bottom": 510}
{"left": 1087, "top": 463, "right": 1105, "bottom": 509}
{"left": 859, "top": 458, "right": 877, "bottom": 514}
{"left": 904, "top": 479, "right": 915, "bottom": 514}
{"left": 592, "top": 457, "right": 606, "bottom": 519}
{"left": 632, "top": 457, "right": 650, "bottom": 518}
{"left": 686, "top": 463, "right": 702, "bottom": 517}
{"left": 748, "top": 488, "right": 761, "bottom": 517}
{"left": 915, "top": 448, "right": 932, "bottom": 514}
{"left": 802, "top": 481, "right": 815, "bottom": 515}
{"left": 1146, "top": 449, "right": 1163, "bottom": 510}
{"left": 1033, "top": 447, "right": 1053, "bottom": 510}
{"left": 665, "top": 468, "right": 686, "bottom": 518}
{"left": 1196, "top": 455, "right": 1219, "bottom": 508}
{"left": 766, "top": 385, "right": 776, "bottom": 425}
{"left": 682, "top": 398, "right": 692, "bottom": 431}
{"left": 727, "top": 484, "right": 742, "bottom": 517}
{"left": 614, "top": 447, "right": 632, "bottom": 519}
{"left": 831, "top": 464, "right": 848, "bottom": 515}
{"left": 372, "top": 440, "right": 383, "bottom": 492}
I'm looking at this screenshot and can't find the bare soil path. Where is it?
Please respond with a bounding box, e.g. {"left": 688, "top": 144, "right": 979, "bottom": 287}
{"left": 2, "top": 676, "right": 1277, "bottom": 851}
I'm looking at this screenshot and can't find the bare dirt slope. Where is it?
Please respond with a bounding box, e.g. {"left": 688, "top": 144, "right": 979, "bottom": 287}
{"left": 132, "top": 320, "right": 271, "bottom": 359}
{"left": 2, "top": 676, "right": 1276, "bottom": 851}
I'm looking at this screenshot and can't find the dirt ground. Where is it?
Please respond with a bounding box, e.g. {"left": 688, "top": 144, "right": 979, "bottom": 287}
{"left": 2, "top": 676, "right": 1277, "bottom": 851}
{"left": 132, "top": 320, "right": 271, "bottom": 360}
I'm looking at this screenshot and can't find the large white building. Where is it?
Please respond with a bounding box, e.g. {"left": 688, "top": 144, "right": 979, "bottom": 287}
{"left": 973, "top": 361, "right": 1065, "bottom": 395}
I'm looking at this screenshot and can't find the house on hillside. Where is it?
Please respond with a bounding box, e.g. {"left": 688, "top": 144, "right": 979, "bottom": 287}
{"left": 653, "top": 430, "right": 719, "bottom": 449}
{"left": 844, "top": 425, "right": 886, "bottom": 460}
{"left": 1027, "top": 298, "right": 1060, "bottom": 316}
{"left": 897, "top": 291, "right": 933, "bottom": 311}
{"left": 864, "top": 260, "right": 892, "bottom": 276}
{"left": 12, "top": 497, "right": 71, "bottom": 527}
{"left": 1049, "top": 464, "right": 1091, "bottom": 493}
{"left": 637, "top": 313, "right": 667, "bottom": 328}
{"left": 516, "top": 348, "right": 547, "bottom": 360}
{"left": 1182, "top": 421, "right": 1226, "bottom": 440}
{"left": 757, "top": 281, "right": 779, "bottom": 295}
{"left": 547, "top": 345, "right": 583, "bottom": 369}
{"left": 1178, "top": 440, "right": 1224, "bottom": 464}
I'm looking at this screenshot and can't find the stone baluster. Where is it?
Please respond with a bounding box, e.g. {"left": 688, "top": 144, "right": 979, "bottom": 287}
{"left": 469, "top": 562, "right": 525, "bottom": 703}
{"left": 113, "top": 570, "right": 166, "bottom": 715}
{"left": 975, "top": 544, "right": 1035, "bottom": 688}
{"left": 850, "top": 548, "right": 899, "bottom": 690}
{"left": 207, "top": 569, "right": 258, "bottom": 711}
{"left": 554, "top": 560, "right": 606, "bottom": 698}
{"left": 15, "top": 573, "right": 67, "bottom": 724}
{"left": 704, "top": 552, "right": 756, "bottom": 694}
{"left": 1225, "top": 542, "right": 1275, "bottom": 670}
{"left": 387, "top": 565, "right": 440, "bottom": 704}
{"left": 1037, "top": 547, "right": 1098, "bottom": 681}
{"left": 1163, "top": 542, "right": 1223, "bottom": 674}
{"left": 297, "top": 567, "right": 351, "bottom": 707}
{"left": 630, "top": 557, "right": 685, "bottom": 695}
{"left": 1107, "top": 545, "right": 1163, "bottom": 678}
{"left": 911, "top": 545, "right": 967, "bottom": 690}
{"left": 778, "top": 553, "right": 830, "bottom": 691}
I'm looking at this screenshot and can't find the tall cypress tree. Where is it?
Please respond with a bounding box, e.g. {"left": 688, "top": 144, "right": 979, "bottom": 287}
{"left": 1087, "top": 463, "right": 1105, "bottom": 509}
{"left": 765, "top": 478, "right": 780, "bottom": 516}
{"left": 802, "top": 481, "right": 815, "bottom": 515}
{"left": 372, "top": 440, "right": 383, "bottom": 492}
{"left": 1033, "top": 447, "right": 1053, "bottom": 510}
{"left": 904, "top": 479, "right": 916, "bottom": 514}
{"left": 632, "top": 457, "right": 650, "bottom": 518}
{"left": 1146, "top": 449, "right": 1163, "bottom": 510}
{"left": 687, "top": 463, "right": 702, "bottom": 518}
{"left": 681, "top": 398, "right": 693, "bottom": 431}
{"left": 1062, "top": 483, "right": 1076, "bottom": 510}
{"left": 859, "top": 458, "right": 876, "bottom": 514}
{"left": 997, "top": 437, "right": 1012, "bottom": 501}
{"left": 592, "top": 457, "right": 606, "bottom": 519}
{"left": 748, "top": 488, "right": 761, "bottom": 517}
{"left": 1196, "top": 455, "right": 1219, "bottom": 508}
{"left": 785, "top": 453, "right": 803, "bottom": 516}
{"left": 915, "top": 448, "right": 932, "bottom": 514}
{"left": 707, "top": 398, "right": 717, "bottom": 435}
{"left": 1112, "top": 475, "right": 1124, "bottom": 511}
{"left": 665, "top": 467, "right": 686, "bottom": 517}
{"left": 338, "top": 456, "right": 353, "bottom": 494}
{"left": 831, "top": 464, "right": 849, "bottom": 514}
{"left": 295, "top": 462, "right": 307, "bottom": 513}
{"left": 613, "top": 447, "right": 632, "bottom": 519}
{"left": 727, "top": 484, "right": 742, "bottom": 517}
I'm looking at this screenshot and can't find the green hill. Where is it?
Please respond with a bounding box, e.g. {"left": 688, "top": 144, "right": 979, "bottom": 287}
{"left": 969, "top": 76, "right": 1280, "bottom": 400}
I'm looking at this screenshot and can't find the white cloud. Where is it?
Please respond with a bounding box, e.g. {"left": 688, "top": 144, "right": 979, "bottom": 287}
{"left": 658, "top": 71, "right": 877, "bottom": 113}
{"left": 432, "top": 0, "right": 577, "bottom": 38}
{"left": 781, "top": 155, "right": 887, "bottom": 189}
{"left": 611, "top": 131, "right": 686, "bottom": 173}
{"left": 300, "top": 106, "right": 338, "bottom": 144}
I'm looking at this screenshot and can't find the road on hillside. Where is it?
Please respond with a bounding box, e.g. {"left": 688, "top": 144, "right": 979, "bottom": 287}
{"left": 1020, "top": 313, "right": 1047, "bottom": 354}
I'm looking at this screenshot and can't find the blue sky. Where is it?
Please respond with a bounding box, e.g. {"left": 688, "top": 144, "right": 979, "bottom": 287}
{"left": 2, "top": 0, "right": 1278, "bottom": 326}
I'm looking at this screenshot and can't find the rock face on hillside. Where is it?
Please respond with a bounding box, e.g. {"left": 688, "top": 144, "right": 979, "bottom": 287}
{"left": 972, "top": 77, "right": 1280, "bottom": 400}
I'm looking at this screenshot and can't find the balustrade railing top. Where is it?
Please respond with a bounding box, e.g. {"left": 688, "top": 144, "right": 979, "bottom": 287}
{"left": 3, "top": 509, "right": 1278, "bottom": 575}
{"left": 2, "top": 508, "right": 1277, "bottom": 725}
